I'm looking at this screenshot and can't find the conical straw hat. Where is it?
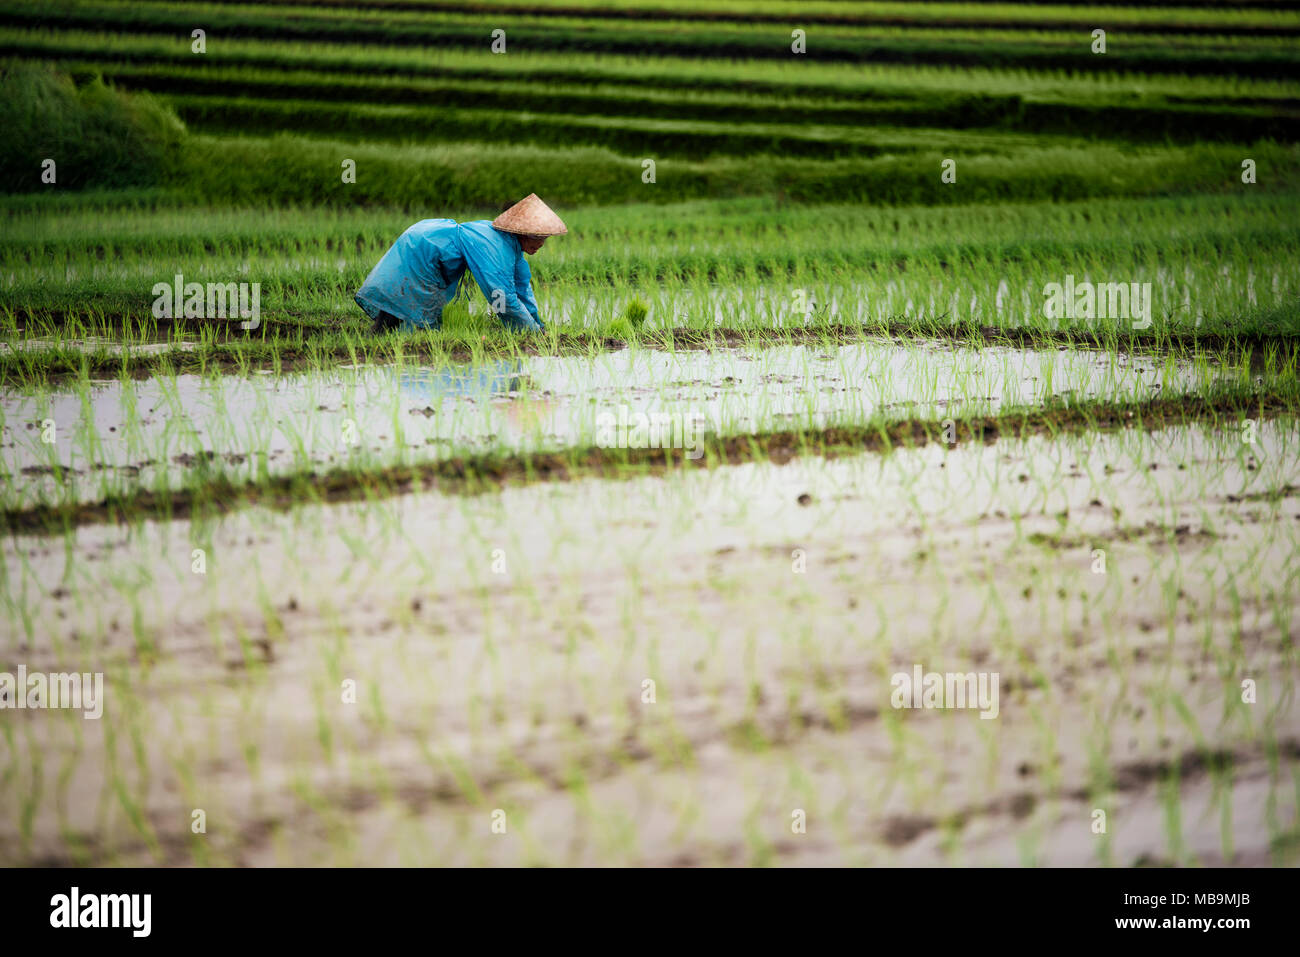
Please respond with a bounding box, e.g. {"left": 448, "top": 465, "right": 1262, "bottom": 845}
{"left": 491, "top": 194, "right": 568, "bottom": 237}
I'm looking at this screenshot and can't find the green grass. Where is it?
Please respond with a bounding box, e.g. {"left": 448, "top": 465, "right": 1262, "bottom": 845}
{"left": 5, "top": 192, "right": 1298, "bottom": 355}
{"left": 8, "top": 27, "right": 1299, "bottom": 101}
{"left": 140, "top": 0, "right": 1300, "bottom": 33}
{"left": 5, "top": 2, "right": 1297, "bottom": 77}
{"left": 0, "top": 60, "right": 183, "bottom": 190}
{"left": 21, "top": 53, "right": 1298, "bottom": 145}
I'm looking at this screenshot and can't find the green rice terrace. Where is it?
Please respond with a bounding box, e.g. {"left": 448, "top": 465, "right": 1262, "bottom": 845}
{"left": 0, "top": 0, "right": 1298, "bottom": 868}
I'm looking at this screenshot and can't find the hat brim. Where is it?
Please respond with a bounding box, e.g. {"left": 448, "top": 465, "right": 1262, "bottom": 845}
{"left": 492, "top": 224, "right": 567, "bottom": 237}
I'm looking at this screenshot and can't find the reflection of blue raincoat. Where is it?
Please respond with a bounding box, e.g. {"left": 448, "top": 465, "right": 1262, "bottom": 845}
{"left": 354, "top": 220, "right": 543, "bottom": 331}
{"left": 399, "top": 361, "right": 528, "bottom": 404}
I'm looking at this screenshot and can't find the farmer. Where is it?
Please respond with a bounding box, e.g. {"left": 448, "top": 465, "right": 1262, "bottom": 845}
{"left": 354, "top": 193, "right": 566, "bottom": 334}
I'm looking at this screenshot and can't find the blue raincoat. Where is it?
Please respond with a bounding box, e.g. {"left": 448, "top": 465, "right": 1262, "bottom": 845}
{"left": 354, "top": 219, "right": 543, "bottom": 332}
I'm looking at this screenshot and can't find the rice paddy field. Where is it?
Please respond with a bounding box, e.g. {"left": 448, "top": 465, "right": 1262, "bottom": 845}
{"left": 2, "top": 0, "right": 1299, "bottom": 871}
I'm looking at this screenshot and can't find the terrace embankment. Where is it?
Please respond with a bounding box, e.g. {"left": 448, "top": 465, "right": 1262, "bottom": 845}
{"left": 5, "top": 318, "right": 1297, "bottom": 383}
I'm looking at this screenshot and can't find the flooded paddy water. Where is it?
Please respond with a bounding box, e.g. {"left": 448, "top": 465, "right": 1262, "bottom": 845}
{"left": 0, "top": 336, "right": 198, "bottom": 357}
{"left": 1, "top": 339, "right": 1223, "bottom": 509}
{"left": 3, "top": 417, "right": 1297, "bottom": 865}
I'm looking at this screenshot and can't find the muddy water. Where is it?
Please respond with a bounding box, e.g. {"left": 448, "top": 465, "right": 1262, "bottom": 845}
{"left": 2, "top": 420, "right": 1296, "bottom": 866}
{"left": 1, "top": 336, "right": 197, "bottom": 356}
{"left": 1, "top": 339, "right": 1219, "bottom": 507}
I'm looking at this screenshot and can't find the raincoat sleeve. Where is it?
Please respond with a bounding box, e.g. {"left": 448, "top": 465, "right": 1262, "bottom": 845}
{"left": 514, "top": 254, "right": 542, "bottom": 329}
{"left": 458, "top": 225, "right": 543, "bottom": 331}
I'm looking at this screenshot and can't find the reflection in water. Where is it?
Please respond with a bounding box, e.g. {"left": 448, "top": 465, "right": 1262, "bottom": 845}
{"left": 399, "top": 360, "right": 554, "bottom": 438}
{"left": 399, "top": 360, "right": 530, "bottom": 403}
